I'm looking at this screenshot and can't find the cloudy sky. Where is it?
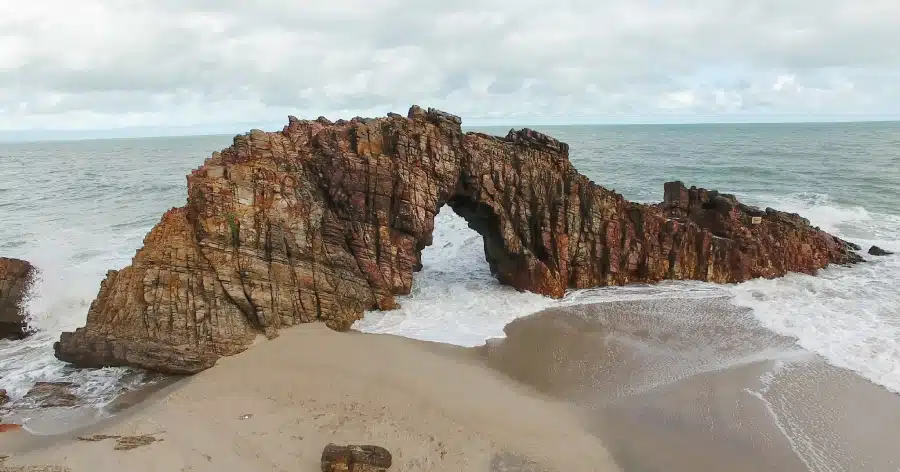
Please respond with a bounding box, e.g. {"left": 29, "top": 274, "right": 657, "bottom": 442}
{"left": 1, "top": 0, "right": 899, "bottom": 136}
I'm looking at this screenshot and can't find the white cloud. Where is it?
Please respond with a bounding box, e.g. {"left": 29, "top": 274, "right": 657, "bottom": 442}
{"left": 1, "top": 0, "right": 899, "bottom": 132}
{"left": 660, "top": 90, "right": 696, "bottom": 109}
{"left": 773, "top": 75, "right": 796, "bottom": 92}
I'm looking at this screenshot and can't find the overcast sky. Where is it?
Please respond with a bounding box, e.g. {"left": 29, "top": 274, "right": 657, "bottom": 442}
{"left": 1, "top": 1, "right": 899, "bottom": 136}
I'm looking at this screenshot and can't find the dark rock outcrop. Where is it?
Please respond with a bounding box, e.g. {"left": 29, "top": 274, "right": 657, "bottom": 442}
{"left": 321, "top": 444, "right": 392, "bottom": 472}
{"left": 868, "top": 245, "right": 893, "bottom": 256}
{"left": 53, "top": 106, "right": 862, "bottom": 374}
{"left": 0, "top": 258, "right": 36, "bottom": 340}
{"left": 0, "top": 389, "right": 8, "bottom": 406}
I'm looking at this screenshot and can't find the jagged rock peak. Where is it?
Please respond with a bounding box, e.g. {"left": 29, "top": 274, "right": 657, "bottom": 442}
{"left": 505, "top": 128, "right": 568, "bottom": 153}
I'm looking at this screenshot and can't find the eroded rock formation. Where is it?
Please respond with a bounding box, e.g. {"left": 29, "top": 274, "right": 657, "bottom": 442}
{"left": 0, "top": 258, "right": 36, "bottom": 340}
{"left": 54, "top": 106, "right": 862, "bottom": 374}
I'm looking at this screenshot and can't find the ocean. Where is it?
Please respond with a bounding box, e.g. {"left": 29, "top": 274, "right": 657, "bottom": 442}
{"left": 1, "top": 121, "right": 899, "bottom": 418}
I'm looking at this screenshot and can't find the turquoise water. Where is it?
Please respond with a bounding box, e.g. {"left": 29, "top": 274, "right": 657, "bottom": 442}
{"left": 1, "top": 121, "right": 898, "bottom": 414}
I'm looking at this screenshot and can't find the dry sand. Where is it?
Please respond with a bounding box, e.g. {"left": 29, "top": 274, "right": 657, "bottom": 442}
{"left": 1, "top": 324, "right": 620, "bottom": 472}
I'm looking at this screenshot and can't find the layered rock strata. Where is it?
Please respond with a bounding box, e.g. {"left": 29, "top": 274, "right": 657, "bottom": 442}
{"left": 54, "top": 106, "right": 861, "bottom": 374}
{"left": 0, "top": 258, "right": 36, "bottom": 340}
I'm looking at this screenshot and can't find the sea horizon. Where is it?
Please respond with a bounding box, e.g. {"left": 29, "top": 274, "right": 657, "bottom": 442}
{"left": 3, "top": 114, "right": 900, "bottom": 143}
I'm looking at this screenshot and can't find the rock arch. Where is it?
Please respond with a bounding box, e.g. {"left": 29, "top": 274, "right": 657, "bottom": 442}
{"left": 54, "top": 106, "right": 861, "bottom": 374}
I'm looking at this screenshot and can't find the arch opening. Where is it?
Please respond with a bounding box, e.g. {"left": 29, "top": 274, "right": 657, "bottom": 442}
{"left": 354, "top": 203, "right": 557, "bottom": 346}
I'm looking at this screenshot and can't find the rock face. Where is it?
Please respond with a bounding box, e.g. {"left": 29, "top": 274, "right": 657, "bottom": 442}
{"left": 53, "top": 106, "right": 862, "bottom": 374}
{"left": 0, "top": 258, "right": 36, "bottom": 340}
{"left": 659, "top": 182, "right": 862, "bottom": 280}
{"left": 321, "top": 444, "right": 392, "bottom": 472}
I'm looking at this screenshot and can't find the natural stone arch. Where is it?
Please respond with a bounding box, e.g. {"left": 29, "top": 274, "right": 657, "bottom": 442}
{"left": 54, "top": 106, "right": 861, "bottom": 374}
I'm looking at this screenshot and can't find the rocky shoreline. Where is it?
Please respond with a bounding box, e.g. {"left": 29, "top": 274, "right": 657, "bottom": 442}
{"left": 48, "top": 105, "right": 862, "bottom": 375}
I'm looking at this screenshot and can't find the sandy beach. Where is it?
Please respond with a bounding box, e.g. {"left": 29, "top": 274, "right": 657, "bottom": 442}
{"left": 1, "top": 324, "right": 619, "bottom": 472}
{"left": 5, "top": 297, "right": 900, "bottom": 471}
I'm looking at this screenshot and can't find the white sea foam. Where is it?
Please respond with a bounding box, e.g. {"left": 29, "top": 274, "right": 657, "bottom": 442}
{"left": 0, "top": 223, "right": 149, "bottom": 405}
{"left": 727, "top": 192, "right": 900, "bottom": 394}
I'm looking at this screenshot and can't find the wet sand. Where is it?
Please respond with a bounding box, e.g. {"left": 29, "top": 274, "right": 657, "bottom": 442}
{"left": 0, "top": 374, "right": 178, "bottom": 438}
{"left": 481, "top": 298, "right": 900, "bottom": 471}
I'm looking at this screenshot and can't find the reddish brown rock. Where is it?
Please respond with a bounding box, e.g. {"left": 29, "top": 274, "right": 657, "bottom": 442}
{"left": 321, "top": 444, "right": 392, "bottom": 472}
{"left": 0, "top": 423, "right": 21, "bottom": 433}
{"left": 658, "top": 181, "right": 862, "bottom": 281}
{"left": 21, "top": 382, "right": 78, "bottom": 408}
{"left": 0, "top": 258, "right": 36, "bottom": 340}
{"left": 53, "top": 106, "right": 862, "bottom": 374}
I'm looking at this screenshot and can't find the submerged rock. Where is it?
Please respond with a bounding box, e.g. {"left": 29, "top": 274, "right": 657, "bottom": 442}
{"left": 22, "top": 382, "right": 79, "bottom": 408}
{"left": 868, "top": 246, "right": 894, "bottom": 256}
{"left": 0, "top": 258, "right": 36, "bottom": 340}
{"left": 321, "top": 444, "right": 392, "bottom": 472}
{"left": 53, "top": 106, "right": 862, "bottom": 374}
